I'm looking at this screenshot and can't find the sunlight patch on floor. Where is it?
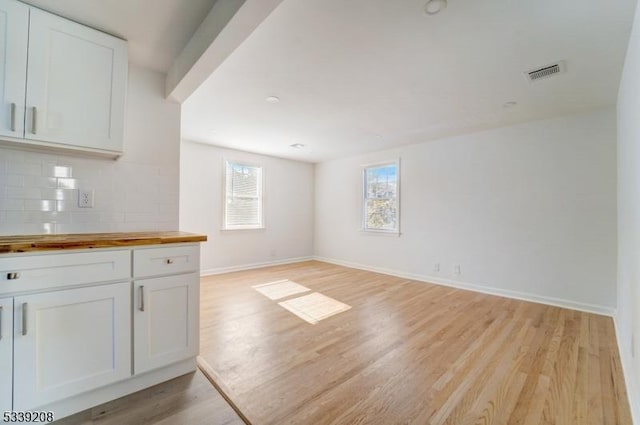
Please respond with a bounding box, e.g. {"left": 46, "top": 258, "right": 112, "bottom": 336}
{"left": 252, "top": 279, "right": 311, "bottom": 300}
{"left": 278, "top": 292, "right": 352, "bottom": 324}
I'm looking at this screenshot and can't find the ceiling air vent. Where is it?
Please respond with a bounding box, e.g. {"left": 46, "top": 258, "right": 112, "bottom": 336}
{"left": 525, "top": 61, "right": 566, "bottom": 82}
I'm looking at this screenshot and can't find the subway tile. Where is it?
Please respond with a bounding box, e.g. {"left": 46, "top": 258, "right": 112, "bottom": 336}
{"left": 22, "top": 223, "right": 55, "bottom": 235}
{"left": 0, "top": 223, "right": 25, "bottom": 235}
{"left": 6, "top": 161, "right": 41, "bottom": 176}
{"left": 56, "top": 200, "right": 78, "bottom": 212}
{"left": 71, "top": 212, "right": 101, "bottom": 224}
{"left": 41, "top": 188, "right": 77, "bottom": 201}
{"left": 0, "top": 199, "right": 24, "bottom": 211}
{"left": 24, "top": 175, "right": 57, "bottom": 188}
{"left": 44, "top": 164, "right": 73, "bottom": 178}
{"left": 5, "top": 186, "right": 41, "bottom": 199}
{"left": 124, "top": 212, "right": 158, "bottom": 223}
{"left": 25, "top": 200, "right": 56, "bottom": 212}
{"left": 57, "top": 178, "right": 78, "bottom": 189}
{"left": 99, "top": 212, "right": 125, "bottom": 222}
{"left": 5, "top": 211, "right": 39, "bottom": 223}
{"left": 40, "top": 211, "right": 71, "bottom": 223}
{"left": 4, "top": 174, "right": 24, "bottom": 187}
{"left": 0, "top": 149, "right": 25, "bottom": 163}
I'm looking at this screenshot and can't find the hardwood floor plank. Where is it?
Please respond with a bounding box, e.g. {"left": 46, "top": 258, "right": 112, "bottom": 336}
{"left": 55, "top": 371, "right": 244, "bottom": 425}
{"left": 199, "top": 261, "right": 632, "bottom": 425}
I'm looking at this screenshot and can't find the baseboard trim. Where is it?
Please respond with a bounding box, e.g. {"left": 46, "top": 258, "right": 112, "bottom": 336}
{"left": 314, "top": 256, "right": 615, "bottom": 317}
{"left": 201, "top": 256, "right": 314, "bottom": 276}
{"left": 614, "top": 315, "right": 639, "bottom": 425}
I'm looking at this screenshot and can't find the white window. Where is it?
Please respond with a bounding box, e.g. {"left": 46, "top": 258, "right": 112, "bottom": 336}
{"left": 223, "top": 161, "right": 264, "bottom": 230}
{"left": 362, "top": 160, "right": 400, "bottom": 233}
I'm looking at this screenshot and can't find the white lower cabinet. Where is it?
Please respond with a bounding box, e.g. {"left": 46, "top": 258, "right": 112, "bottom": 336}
{"left": 0, "top": 242, "right": 201, "bottom": 416}
{"left": 12, "top": 282, "right": 131, "bottom": 410}
{"left": 134, "top": 273, "right": 199, "bottom": 374}
{"left": 0, "top": 298, "right": 12, "bottom": 412}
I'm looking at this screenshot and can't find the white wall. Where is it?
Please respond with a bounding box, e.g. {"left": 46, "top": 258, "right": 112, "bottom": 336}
{"left": 617, "top": 0, "right": 640, "bottom": 420}
{"left": 179, "top": 140, "right": 314, "bottom": 273}
{"left": 0, "top": 64, "right": 181, "bottom": 235}
{"left": 315, "top": 108, "right": 617, "bottom": 313}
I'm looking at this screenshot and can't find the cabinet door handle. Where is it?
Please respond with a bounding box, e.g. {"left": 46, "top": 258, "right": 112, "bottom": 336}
{"left": 10, "top": 103, "right": 16, "bottom": 132}
{"left": 7, "top": 272, "right": 20, "bottom": 280}
{"left": 31, "top": 107, "right": 37, "bottom": 134}
{"left": 0, "top": 306, "right": 3, "bottom": 340}
{"left": 22, "top": 303, "right": 27, "bottom": 336}
{"left": 166, "top": 258, "right": 174, "bottom": 264}
{"left": 139, "top": 286, "right": 145, "bottom": 312}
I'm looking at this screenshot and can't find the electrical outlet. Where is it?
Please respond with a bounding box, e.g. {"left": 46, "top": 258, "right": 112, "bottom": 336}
{"left": 78, "top": 189, "right": 94, "bottom": 208}
{"left": 454, "top": 264, "right": 461, "bottom": 275}
{"left": 433, "top": 263, "right": 440, "bottom": 272}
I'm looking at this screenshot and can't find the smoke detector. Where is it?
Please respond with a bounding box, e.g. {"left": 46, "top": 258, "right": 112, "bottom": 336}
{"left": 524, "top": 61, "right": 566, "bottom": 83}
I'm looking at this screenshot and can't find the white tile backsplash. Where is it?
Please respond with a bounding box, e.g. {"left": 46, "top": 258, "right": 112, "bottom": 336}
{"left": 0, "top": 65, "right": 180, "bottom": 235}
{"left": 0, "top": 146, "right": 179, "bottom": 234}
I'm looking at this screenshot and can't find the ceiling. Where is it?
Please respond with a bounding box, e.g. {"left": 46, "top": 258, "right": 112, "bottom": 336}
{"left": 182, "top": 0, "right": 637, "bottom": 163}
{"left": 21, "top": 0, "right": 217, "bottom": 73}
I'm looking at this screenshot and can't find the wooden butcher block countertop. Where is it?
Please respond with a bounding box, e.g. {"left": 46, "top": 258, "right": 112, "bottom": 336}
{"left": 0, "top": 231, "right": 207, "bottom": 254}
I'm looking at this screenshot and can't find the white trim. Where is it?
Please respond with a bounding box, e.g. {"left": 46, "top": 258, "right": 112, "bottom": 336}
{"left": 200, "top": 256, "right": 314, "bottom": 276}
{"left": 358, "top": 229, "right": 401, "bottom": 237}
{"left": 361, "top": 158, "right": 401, "bottom": 234}
{"left": 222, "top": 159, "right": 265, "bottom": 230}
{"left": 313, "top": 256, "right": 615, "bottom": 317}
{"left": 614, "top": 314, "right": 640, "bottom": 425}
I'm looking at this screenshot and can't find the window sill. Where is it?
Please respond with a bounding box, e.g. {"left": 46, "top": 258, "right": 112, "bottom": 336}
{"left": 221, "top": 226, "right": 266, "bottom": 232}
{"left": 359, "top": 229, "right": 401, "bottom": 237}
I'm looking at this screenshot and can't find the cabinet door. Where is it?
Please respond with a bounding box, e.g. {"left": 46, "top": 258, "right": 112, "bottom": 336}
{"left": 0, "top": 298, "right": 12, "bottom": 411}
{"left": 134, "top": 273, "right": 199, "bottom": 374}
{"left": 13, "top": 282, "right": 131, "bottom": 410}
{"left": 0, "top": 0, "right": 28, "bottom": 138}
{"left": 25, "top": 8, "right": 127, "bottom": 153}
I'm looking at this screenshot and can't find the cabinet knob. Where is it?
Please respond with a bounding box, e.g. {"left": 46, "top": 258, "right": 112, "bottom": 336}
{"left": 7, "top": 272, "right": 20, "bottom": 280}
{"left": 166, "top": 259, "right": 174, "bottom": 265}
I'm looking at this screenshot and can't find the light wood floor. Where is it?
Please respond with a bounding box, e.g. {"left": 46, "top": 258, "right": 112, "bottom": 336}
{"left": 55, "top": 370, "right": 244, "bottom": 425}
{"left": 199, "top": 260, "right": 632, "bottom": 425}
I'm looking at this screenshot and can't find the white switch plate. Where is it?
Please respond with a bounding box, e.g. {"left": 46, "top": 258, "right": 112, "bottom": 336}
{"left": 78, "top": 189, "right": 94, "bottom": 208}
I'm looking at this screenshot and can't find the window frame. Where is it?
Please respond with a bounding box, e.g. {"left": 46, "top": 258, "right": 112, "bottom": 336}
{"left": 361, "top": 159, "right": 401, "bottom": 235}
{"left": 222, "top": 159, "right": 265, "bottom": 231}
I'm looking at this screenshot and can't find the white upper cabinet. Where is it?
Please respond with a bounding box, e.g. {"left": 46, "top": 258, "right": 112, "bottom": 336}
{"left": 0, "top": 0, "right": 28, "bottom": 139}
{"left": 25, "top": 8, "right": 127, "bottom": 153}
{"left": 0, "top": 0, "right": 128, "bottom": 156}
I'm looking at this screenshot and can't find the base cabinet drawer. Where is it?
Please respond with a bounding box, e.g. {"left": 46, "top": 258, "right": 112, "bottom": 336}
{"left": 134, "top": 273, "right": 199, "bottom": 374}
{"left": 0, "top": 249, "right": 131, "bottom": 295}
{"left": 133, "top": 245, "right": 199, "bottom": 278}
{"left": 13, "top": 282, "right": 131, "bottom": 410}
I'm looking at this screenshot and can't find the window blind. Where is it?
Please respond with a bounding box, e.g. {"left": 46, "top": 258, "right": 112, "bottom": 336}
{"left": 224, "top": 161, "right": 263, "bottom": 229}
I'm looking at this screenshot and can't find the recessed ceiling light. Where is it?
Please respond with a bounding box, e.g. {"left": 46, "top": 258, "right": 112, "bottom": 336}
{"left": 503, "top": 101, "right": 518, "bottom": 108}
{"left": 266, "top": 96, "right": 280, "bottom": 103}
{"left": 290, "top": 143, "right": 305, "bottom": 149}
{"left": 424, "top": 0, "right": 447, "bottom": 15}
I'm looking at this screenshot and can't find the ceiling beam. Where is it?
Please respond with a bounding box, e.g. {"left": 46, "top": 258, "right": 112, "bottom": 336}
{"left": 166, "top": 0, "right": 285, "bottom": 103}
